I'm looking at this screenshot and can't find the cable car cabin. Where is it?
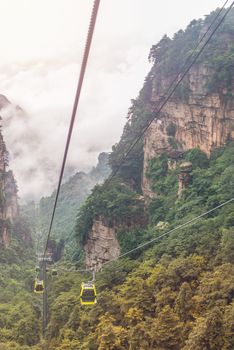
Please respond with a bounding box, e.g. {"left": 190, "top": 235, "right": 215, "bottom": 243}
{"left": 80, "top": 282, "right": 97, "bottom": 305}
{"left": 34, "top": 279, "right": 44, "bottom": 294}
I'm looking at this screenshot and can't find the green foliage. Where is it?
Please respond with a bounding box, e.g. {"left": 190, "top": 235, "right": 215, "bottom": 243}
{"left": 0, "top": 260, "right": 41, "bottom": 348}
{"left": 146, "top": 152, "right": 168, "bottom": 179}
{"left": 109, "top": 99, "right": 153, "bottom": 190}
{"left": 185, "top": 148, "right": 209, "bottom": 168}
{"left": 148, "top": 8, "right": 234, "bottom": 100}
{"left": 183, "top": 307, "right": 224, "bottom": 350}
{"left": 220, "top": 229, "right": 234, "bottom": 263}
{"left": 42, "top": 254, "right": 234, "bottom": 349}
{"left": 148, "top": 196, "right": 169, "bottom": 223}
{"left": 76, "top": 181, "right": 144, "bottom": 246}
{"left": 206, "top": 44, "right": 234, "bottom": 97}
{"left": 146, "top": 153, "right": 178, "bottom": 199}
{"left": 148, "top": 22, "right": 201, "bottom": 76}
{"left": 118, "top": 227, "right": 150, "bottom": 255}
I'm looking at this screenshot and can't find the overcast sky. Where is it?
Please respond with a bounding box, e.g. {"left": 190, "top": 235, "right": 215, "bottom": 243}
{"left": 0, "top": 0, "right": 226, "bottom": 201}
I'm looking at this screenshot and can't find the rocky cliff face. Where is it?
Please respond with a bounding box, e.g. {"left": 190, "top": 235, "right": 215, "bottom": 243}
{"left": 84, "top": 218, "right": 120, "bottom": 271}
{"left": 0, "top": 99, "right": 32, "bottom": 248}
{"left": 5, "top": 170, "right": 18, "bottom": 220}
{"left": 0, "top": 130, "right": 19, "bottom": 247}
{"left": 142, "top": 64, "right": 234, "bottom": 197}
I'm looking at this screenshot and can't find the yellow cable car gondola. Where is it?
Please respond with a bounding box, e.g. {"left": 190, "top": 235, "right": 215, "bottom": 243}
{"left": 80, "top": 282, "right": 97, "bottom": 305}
{"left": 34, "top": 279, "right": 44, "bottom": 294}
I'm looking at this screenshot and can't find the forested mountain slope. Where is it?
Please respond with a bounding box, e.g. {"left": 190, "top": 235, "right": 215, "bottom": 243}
{"left": 38, "top": 7, "right": 234, "bottom": 350}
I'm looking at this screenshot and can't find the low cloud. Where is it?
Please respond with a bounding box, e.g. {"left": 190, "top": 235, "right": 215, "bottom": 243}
{"left": 0, "top": 55, "right": 149, "bottom": 202}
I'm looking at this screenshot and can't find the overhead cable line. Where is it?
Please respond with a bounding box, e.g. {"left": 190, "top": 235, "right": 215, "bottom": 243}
{"left": 102, "top": 197, "right": 234, "bottom": 267}
{"left": 43, "top": 0, "right": 101, "bottom": 259}
{"left": 67, "top": 197, "right": 234, "bottom": 272}
{"left": 105, "top": 0, "right": 234, "bottom": 186}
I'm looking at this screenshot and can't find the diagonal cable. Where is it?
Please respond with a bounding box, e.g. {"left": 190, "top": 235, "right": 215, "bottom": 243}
{"left": 43, "top": 0, "right": 101, "bottom": 259}
{"left": 102, "top": 197, "right": 234, "bottom": 267}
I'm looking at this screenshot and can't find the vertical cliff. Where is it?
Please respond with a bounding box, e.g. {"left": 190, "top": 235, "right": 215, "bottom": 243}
{"left": 0, "top": 129, "right": 19, "bottom": 247}
{"left": 84, "top": 218, "right": 120, "bottom": 271}
{"left": 0, "top": 105, "right": 33, "bottom": 248}
{"left": 141, "top": 14, "right": 234, "bottom": 197}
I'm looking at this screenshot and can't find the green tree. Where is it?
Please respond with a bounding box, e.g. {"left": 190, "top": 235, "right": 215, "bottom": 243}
{"left": 183, "top": 307, "right": 224, "bottom": 350}
{"left": 223, "top": 302, "right": 234, "bottom": 350}
{"left": 175, "top": 282, "right": 193, "bottom": 322}
{"left": 150, "top": 305, "right": 183, "bottom": 349}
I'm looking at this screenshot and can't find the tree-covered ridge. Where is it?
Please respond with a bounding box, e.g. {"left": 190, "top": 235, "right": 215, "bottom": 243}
{"left": 42, "top": 142, "right": 234, "bottom": 349}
